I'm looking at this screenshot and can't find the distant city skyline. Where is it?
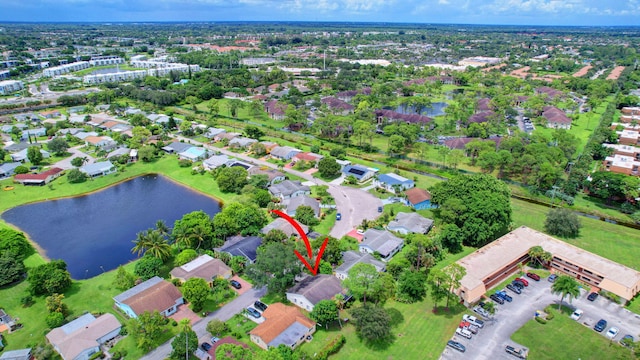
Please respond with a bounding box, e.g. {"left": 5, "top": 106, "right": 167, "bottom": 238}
{"left": 2, "top": 0, "right": 639, "bottom": 26}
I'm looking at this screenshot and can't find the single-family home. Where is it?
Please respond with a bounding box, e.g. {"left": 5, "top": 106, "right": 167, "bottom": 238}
{"left": 335, "top": 251, "right": 386, "bottom": 280}
{"left": 292, "top": 152, "right": 324, "bottom": 167}
{"left": 269, "top": 180, "right": 310, "bottom": 200}
{"left": 359, "top": 229, "right": 404, "bottom": 262}
{"left": 1, "top": 124, "right": 26, "bottom": 133}
{"left": 321, "top": 97, "right": 354, "bottom": 115}
{"left": 203, "top": 154, "right": 235, "bottom": 170}
{"left": 68, "top": 114, "right": 86, "bottom": 124}
{"left": 46, "top": 313, "right": 121, "bottom": 360}
{"left": 203, "top": 127, "right": 226, "bottom": 140}
{"left": 84, "top": 136, "right": 117, "bottom": 150}
{"left": 270, "top": 146, "right": 301, "bottom": 161}
{"left": 229, "top": 160, "right": 253, "bottom": 170}
{"left": 0, "top": 309, "right": 12, "bottom": 325}
{"left": 10, "top": 148, "right": 50, "bottom": 162}
{"left": 3, "top": 141, "right": 30, "bottom": 153}
{"left": 113, "top": 276, "right": 184, "bottom": 318}
{"left": 373, "top": 173, "right": 415, "bottom": 193}
{"left": 0, "top": 348, "right": 32, "bottom": 360}
{"left": 543, "top": 106, "right": 572, "bottom": 129}
{"left": 106, "top": 147, "right": 130, "bottom": 161}
{"left": 170, "top": 254, "right": 232, "bottom": 283}
{"left": 285, "top": 195, "right": 320, "bottom": 218}
{"left": 215, "top": 132, "right": 241, "bottom": 143}
{"left": 74, "top": 131, "right": 98, "bottom": 141}
{"left": 162, "top": 142, "right": 193, "bottom": 154}
{"left": 264, "top": 100, "right": 287, "bottom": 121}
{"left": 80, "top": 161, "right": 116, "bottom": 178}
{"left": 248, "top": 167, "right": 286, "bottom": 186}
{"left": 178, "top": 147, "right": 208, "bottom": 162}
{"left": 39, "top": 110, "right": 61, "bottom": 119}
{"left": 229, "top": 137, "right": 258, "bottom": 149}
{"left": 0, "top": 162, "right": 21, "bottom": 178}
{"left": 286, "top": 275, "right": 344, "bottom": 312}
{"left": 387, "top": 212, "right": 434, "bottom": 235}
{"left": 20, "top": 128, "right": 46, "bottom": 141}
{"left": 342, "top": 164, "right": 375, "bottom": 183}
{"left": 147, "top": 113, "right": 171, "bottom": 125}
{"left": 261, "top": 218, "right": 309, "bottom": 238}
{"left": 57, "top": 128, "right": 83, "bottom": 136}
{"left": 14, "top": 167, "right": 64, "bottom": 186}
{"left": 216, "top": 235, "right": 263, "bottom": 263}
{"left": 249, "top": 303, "right": 315, "bottom": 350}
{"left": 259, "top": 141, "right": 279, "bottom": 154}
{"left": 404, "top": 188, "right": 434, "bottom": 210}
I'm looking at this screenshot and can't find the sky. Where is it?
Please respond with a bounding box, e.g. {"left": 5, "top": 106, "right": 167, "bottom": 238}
{"left": 1, "top": 0, "right": 640, "bottom": 26}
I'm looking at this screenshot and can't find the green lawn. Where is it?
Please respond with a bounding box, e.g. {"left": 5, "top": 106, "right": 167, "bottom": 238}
{"left": 314, "top": 210, "right": 337, "bottom": 236}
{"left": 511, "top": 305, "right": 635, "bottom": 360}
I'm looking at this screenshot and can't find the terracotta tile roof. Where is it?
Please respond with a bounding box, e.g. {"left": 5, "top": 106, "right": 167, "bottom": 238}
{"left": 405, "top": 187, "right": 431, "bottom": 205}
{"left": 85, "top": 136, "right": 105, "bottom": 145}
{"left": 249, "top": 303, "right": 315, "bottom": 344}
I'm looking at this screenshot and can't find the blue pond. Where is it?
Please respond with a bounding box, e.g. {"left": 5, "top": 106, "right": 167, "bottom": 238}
{"left": 2, "top": 175, "right": 220, "bottom": 279}
{"left": 388, "top": 101, "right": 449, "bottom": 117}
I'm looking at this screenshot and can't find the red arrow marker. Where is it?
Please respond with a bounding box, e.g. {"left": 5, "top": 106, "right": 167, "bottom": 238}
{"left": 269, "top": 209, "right": 329, "bottom": 276}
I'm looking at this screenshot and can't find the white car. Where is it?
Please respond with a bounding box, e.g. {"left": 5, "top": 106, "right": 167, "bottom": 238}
{"left": 473, "top": 306, "right": 490, "bottom": 318}
{"left": 462, "top": 314, "right": 485, "bottom": 328}
{"left": 606, "top": 327, "right": 619, "bottom": 339}
{"left": 455, "top": 327, "right": 472, "bottom": 339}
{"left": 570, "top": 309, "right": 583, "bottom": 321}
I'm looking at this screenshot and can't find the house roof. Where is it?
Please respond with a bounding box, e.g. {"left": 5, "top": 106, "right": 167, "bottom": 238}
{"left": 170, "top": 254, "right": 231, "bottom": 281}
{"left": 335, "top": 250, "right": 386, "bottom": 276}
{"left": 0, "top": 348, "right": 32, "bottom": 360}
{"left": 80, "top": 161, "right": 114, "bottom": 176}
{"left": 229, "top": 137, "right": 258, "bottom": 147}
{"left": 342, "top": 165, "right": 372, "bottom": 180}
{"left": 46, "top": 313, "right": 120, "bottom": 360}
{"left": 270, "top": 146, "right": 301, "bottom": 158}
{"left": 264, "top": 100, "right": 287, "bottom": 116}
{"left": 477, "top": 98, "right": 492, "bottom": 112}
{"left": 204, "top": 154, "right": 233, "bottom": 168}
{"left": 261, "top": 218, "right": 309, "bottom": 237}
{"left": 361, "top": 229, "right": 404, "bottom": 257}
{"left": 217, "top": 235, "right": 263, "bottom": 262}
{"left": 287, "top": 275, "right": 343, "bottom": 306}
{"left": 249, "top": 303, "right": 315, "bottom": 347}
{"left": 543, "top": 106, "right": 571, "bottom": 125}
{"left": 162, "top": 142, "right": 193, "bottom": 153}
{"left": 269, "top": 180, "right": 310, "bottom": 198}
{"left": 536, "top": 86, "right": 564, "bottom": 98}
{"left": 14, "top": 167, "right": 63, "bottom": 182}
{"left": 113, "top": 276, "right": 182, "bottom": 316}
{"left": 405, "top": 187, "right": 431, "bottom": 205}
{"left": 179, "top": 147, "right": 207, "bottom": 158}
{"left": 106, "top": 147, "right": 130, "bottom": 159}
{"left": 294, "top": 152, "right": 323, "bottom": 162}
{"left": 468, "top": 111, "right": 495, "bottom": 124}
{"left": 286, "top": 195, "right": 320, "bottom": 216}
{"left": 377, "top": 173, "right": 413, "bottom": 187}
{"left": 321, "top": 97, "right": 354, "bottom": 111}
{"left": 0, "top": 162, "right": 21, "bottom": 175}
{"left": 248, "top": 167, "right": 285, "bottom": 182}
{"left": 387, "top": 212, "right": 434, "bottom": 234}
{"left": 374, "top": 109, "right": 432, "bottom": 124}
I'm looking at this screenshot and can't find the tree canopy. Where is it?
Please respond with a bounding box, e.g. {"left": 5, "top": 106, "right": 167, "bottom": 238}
{"left": 246, "top": 242, "right": 302, "bottom": 295}
{"left": 213, "top": 202, "right": 267, "bottom": 239}
{"left": 544, "top": 208, "right": 582, "bottom": 238}
{"left": 27, "top": 260, "right": 72, "bottom": 296}
{"left": 182, "top": 278, "right": 210, "bottom": 312}
{"left": 172, "top": 211, "right": 216, "bottom": 249}
{"left": 215, "top": 166, "right": 249, "bottom": 193}
{"left": 350, "top": 305, "right": 392, "bottom": 343}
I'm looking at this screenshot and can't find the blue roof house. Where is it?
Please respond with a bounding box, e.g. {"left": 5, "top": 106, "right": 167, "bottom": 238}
{"left": 373, "top": 173, "right": 415, "bottom": 193}
{"left": 178, "top": 147, "right": 208, "bottom": 162}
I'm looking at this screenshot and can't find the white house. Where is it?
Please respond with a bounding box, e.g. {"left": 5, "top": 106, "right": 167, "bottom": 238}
{"left": 46, "top": 313, "right": 121, "bottom": 360}
{"left": 373, "top": 173, "right": 415, "bottom": 193}
{"left": 80, "top": 161, "right": 116, "bottom": 178}
{"left": 286, "top": 275, "right": 344, "bottom": 312}
{"left": 113, "top": 276, "right": 183, "bottom": 318}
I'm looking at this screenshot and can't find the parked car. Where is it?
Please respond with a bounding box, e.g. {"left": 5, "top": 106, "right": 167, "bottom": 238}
{"left": 587, "top": 292, "right": 599, "bottom": 301}
{"left": 526, "top": 272, "right": 541, "bottom": 281}
{"left": 505, "top": 345, "right": 527, "bottom": 359}
{"left": 254, "top": 301, "right": 268, "bottom": 312}
{"left": 473, "top": 305, "right": 490, "bottom": 318}
{"left": 620, "top": 335, "right": 635, "bottom": 347}
{"left": 570, "top": 309, "right": 583, "bottom": 321}
{"left": 201, "top": 342, "right": 212, "bottom": 351}
{"left": 514, "top": 277, "right": 529, "bottom": 286}
{"left": 594, "top": 319, "right": 607, "bottom": 332}
{"left": 512, "top": 280, "right": 525, "bottom": 290}
{"left": 455, "top": 327, "right": 472, "bottom": 339}
{"left": 447, "top": 340, "right": 466, "bottom": 353}
{"left": 496, "top": 290, "right": 513, "bottom": 302}
{"left": 490, "top": 294, "right": 505, "bottom": 304}
{"left": 506, "top": 284, "right": 522, "bottom": 294}
{"left": 210, "top": 337, "right": 220, "bottom": 343}
{"left": 377, "top": 206, "right": 383, "bottom": 213}
{"left": 336, "top": 213, "right": 342, "bottom": 221}
{"left": 548, "top": 274, "right": 558, "bottom": 282}
{"left": 230, "top": 280, "right": 242, "bottom": 289}
{"left": 462, "top": 314, "right": 485, "bottom": 328}
{"left": 461, "top": 322, "right": 479, "bottom": 334}
{"left": 606, "top": 326, "right": 619, "bottom": 339}
{"left": 247, "top": 307, "right": 261, "bottom": 318}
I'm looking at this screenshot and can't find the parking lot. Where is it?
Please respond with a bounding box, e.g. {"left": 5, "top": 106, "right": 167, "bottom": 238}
{"left": 440, "top": 275, "right": 640, "bottom": 359}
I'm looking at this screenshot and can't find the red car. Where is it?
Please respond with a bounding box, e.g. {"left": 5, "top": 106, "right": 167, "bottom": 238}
{"left": 526, "top": 272, "right": 541, "bottom": 281}
{"left": 515, "top": 277, "right": 529, "bottom": 286}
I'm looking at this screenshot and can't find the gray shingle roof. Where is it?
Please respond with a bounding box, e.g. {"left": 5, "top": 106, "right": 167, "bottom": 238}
{"left": 387, "top": 212, "right": 434, "bottom": 234}
{"left": 286, "top": 195, "right": 320, "bottom": 217}
{"left": 361, "top": 229, "right": 404, "bottom": 257}
{"left": 335, "top": 251, "right": 386, "bottom": 277}
{"left": 268, "top": 180, "right": 310, "bottom": 198}
{"left": 287, "top": 275, "right": 343, "bottom": 305}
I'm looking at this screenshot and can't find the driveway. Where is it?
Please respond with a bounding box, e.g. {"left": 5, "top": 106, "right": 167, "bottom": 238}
{"left": 140, "top": 286, "right": 266, "bottom": 360}
{"left": 441, "top": 277, "right": 640, "bottom": 360}
{"left": 54, "top": 145, "right": 95, "bottom": 170}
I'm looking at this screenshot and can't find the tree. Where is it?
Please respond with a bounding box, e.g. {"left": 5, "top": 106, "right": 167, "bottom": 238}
{"left": 172, "top": 211, "right": 216, "bottom": 249}
{"left": 244, "top": 125, "right": 265, "bottom": 140}
{"left": 27, "top": 260, "right": 72, "bottom": 296}
{"left": 170, "top": 321, "right": 198, "bottom": 359}
{"left": 46, "top": 312, "right": 65, "bottom": 328}
{"left": 317, "top": 157, "right": 341, "bottom": 178}
{"left": 216, "top": 344, "right": 254, "bottom": 360}
{"left": 70, "top": 157, "right": 85, "bottom": 167}
{"left": 440, "top": 263, "right": 466, "bottom": 309}
{"left": 206, "top": 319, "right": 228, "bottom": 337}
{"left": 350, "top": 305, "right": 392, "bottom": 343}
{"left": 427, "top": 269, "right": 449, "bottom": 312}
{"left": 396, "top": 270, "right": 427, "bottom": 303}
{"left": 14, "top": 165, "right": 29, "bottom": 174}
{"left": 310, "top": 299, "right": 339, "bottom": 329}
{"left": 182, "top": 278, "right": 210, "bottom": 312}
{"left": 388, "top": 134, "right": 406, "bottom": 155}
{"left": 47, "top": 138, "right": 69, "bottom": 156}
{"left": 67, "top": 168, "right": 87, "bottom": 183}
{"left": 430, "top": 174, "right": 512, "bottom": 247}
{"left": 551, "top": 275, "right": 581, "bottom": 309}
{"left": 343, "top": 263, "right": 378, "bottom": 305}
{"left": 0, "top": 228, "right": 34, "bottom": 259}
{"left": 138, "top": 145, "right": 156, "bottom": 162}
{"left": 213, "top": 202, "right": 267, "bottom": 239}
{"left": 215, "top": 166, "right": 249, "bottom": 193}
{"left": 45, "top": 293, "right": 68, "bottom": 316}
{"left": 295, "top": 205, "right": 319, "bottom": 226}
{"left": 246, "top": 242, "right": 302, "bottom": 295}
{"left": 263, "top": 229, "right": 288, "bottom": 244}
{"left": 131, "top": 230, "right": 172, "bottom": 261}
{"left": 528, "top": 246, "right": 552, "bottom": 268}
{"left": 0, "top": 252, "right": 26, "bottom": 286}
{"left": 112, "top": 265, "right": 135, "bottom": 290}
{"left": 544, "top": 208, "right": 582, "bottom": 238}
{"left": 175, "top": 249, "right": 198, "bottom": 266}
{"left": 128, "top": 311, "right": 166, "bottom": 351}
{"left": 27, "top": 146, "right": 43, "bottom": 165}
{"left": 134, "top": 255, "right": 163, "bottom": 280}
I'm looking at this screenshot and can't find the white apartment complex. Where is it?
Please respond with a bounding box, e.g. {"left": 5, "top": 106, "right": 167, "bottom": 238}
{"left": 83, "top": 70, "right": 148, "bottom": 84}
{"left": 0, "top": 80, "right": 24, "bottom": 95}
{"left": 43, "top": 61, "right": 90, "bottom": 77}
{"left": 89, "top": 56, "right": 125, "bottom": 66}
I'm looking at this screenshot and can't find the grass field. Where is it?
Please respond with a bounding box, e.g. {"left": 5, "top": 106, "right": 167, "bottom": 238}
{"left": 511, "top": 305, "right": 635, "bottom": 360}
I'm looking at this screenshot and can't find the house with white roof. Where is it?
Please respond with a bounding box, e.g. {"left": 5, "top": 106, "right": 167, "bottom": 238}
{"left": 373, "top": 173, "right": 415, "bottom": 193}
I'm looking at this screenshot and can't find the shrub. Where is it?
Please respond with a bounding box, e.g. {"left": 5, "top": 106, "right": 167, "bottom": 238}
{"left": 20, "top": 295, "right": 33, "bottom": 307}
{"left": 535, "top": 316, "right": 547, "bottom": 324}
{"left": 316, "top": 335, "right": 346, "bottom": 360}
{"left": 46, "top": 312, "right": 65, "bottom": 328}
{"left": 171, "top": 319, "right": 178, "bottom": 326}
{"left": 178, "top": 159, "right": 192, "bottom": 167}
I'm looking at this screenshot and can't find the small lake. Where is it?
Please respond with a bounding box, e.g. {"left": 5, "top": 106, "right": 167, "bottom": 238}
{"left": 2, "top": 175, "right": 221, "bottom": 279}
{"left": 387, "top": 101, "right": 449, "bottom": 117}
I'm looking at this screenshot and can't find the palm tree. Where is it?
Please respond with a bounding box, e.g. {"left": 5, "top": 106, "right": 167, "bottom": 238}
{"left": 155, "top": 220, "right": 170, "bottom": 238}
{"left": 131, "top": 231, "right": 149, "bottom": 257}
{"left": 528, "top": 246, "right": 545, "bottom": 267}
{"left": 143, "top": 230, "right": 172, "bottom": 261}
{"left": 551, "top": 275, "right": 581, "bottom": 310}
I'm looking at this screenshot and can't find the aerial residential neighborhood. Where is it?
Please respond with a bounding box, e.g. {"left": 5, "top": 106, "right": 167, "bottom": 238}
{"left": 0, "top": 5, "right": 640, "bottom": 360}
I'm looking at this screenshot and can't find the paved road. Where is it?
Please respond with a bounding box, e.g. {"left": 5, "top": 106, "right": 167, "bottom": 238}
{"left": 173, "top": 135, "right": 382, "bottom": 238}
{"left": 140, "top": 286, "right": 266, "bottom": 360}
{"left": 441, "top": 278, "right": 640, "bottom": 360}
{"left": 53, "top": 145, "right": 95, "bottom": 170}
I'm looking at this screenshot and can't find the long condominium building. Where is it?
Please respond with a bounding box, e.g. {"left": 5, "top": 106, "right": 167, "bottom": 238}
{"left": 83, "top": 70, "right": 148, "bottom": 84}
{"left": 0, "top": 80, "right": 24, "bottom": 95}
{"left": 456, "top": 226, "right": 640, "bottom": 304}
{"left": 89, "top": 56, "right": 125, "bottom": 66}
{"left": 43, "top": 61, "right": 90, "bottom": 77}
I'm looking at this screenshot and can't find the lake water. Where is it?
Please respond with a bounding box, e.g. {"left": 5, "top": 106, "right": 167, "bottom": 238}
{"left": 2, "top": 175, "right": 221, "bottom": 279}
{"left": 388, "top": 101, "right": 449, "bottom": 117}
